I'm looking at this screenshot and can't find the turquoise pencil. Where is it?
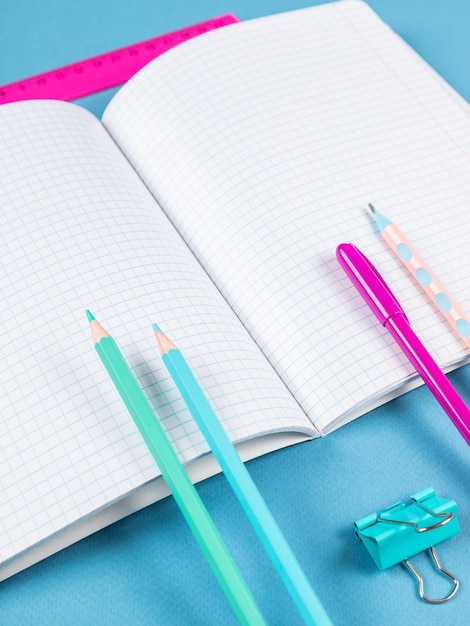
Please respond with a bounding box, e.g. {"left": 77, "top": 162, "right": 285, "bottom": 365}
{"left": 87, "top": 311, "right": 265, "bottom": 626}
{"left": 153, "top": 324, "right": 333, "bottom": 626}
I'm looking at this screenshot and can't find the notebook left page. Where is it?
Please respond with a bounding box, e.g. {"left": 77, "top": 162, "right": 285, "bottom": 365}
{"left": 0, "top": 101, "right": 312, "bottom": 578}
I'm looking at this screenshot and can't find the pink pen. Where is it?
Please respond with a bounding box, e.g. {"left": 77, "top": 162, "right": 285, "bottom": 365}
{"left": 336, "top": 242, "right": 470, "bottom": 446}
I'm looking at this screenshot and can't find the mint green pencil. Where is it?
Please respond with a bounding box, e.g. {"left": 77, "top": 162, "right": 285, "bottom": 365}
{"left": 87, "top": 311, "right": 265, "bottom": 626}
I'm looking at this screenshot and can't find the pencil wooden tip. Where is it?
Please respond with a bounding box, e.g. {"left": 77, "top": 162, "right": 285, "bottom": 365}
{"left": 368, "top": 203, "right": 376, "bottom": 213}
{"left": 152, "top": 324, "right": 178, "bottom": 354}
{"left": 88, "top": 314, "right": 110, "bottom": 343}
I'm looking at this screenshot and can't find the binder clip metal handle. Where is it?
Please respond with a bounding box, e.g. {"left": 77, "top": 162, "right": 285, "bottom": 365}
{"left": 354, "top": 487, "right": 460, "bottom": 604}
{"left": 376, "top": 498, "right": 454, "bottom": 533}
{"left": 403, "top": 546, "right": 459, "bottom": 604}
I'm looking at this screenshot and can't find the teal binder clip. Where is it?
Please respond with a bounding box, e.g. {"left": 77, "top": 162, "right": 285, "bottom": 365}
{"left": 354, "top": 487, "right": 460, "bottom": 603}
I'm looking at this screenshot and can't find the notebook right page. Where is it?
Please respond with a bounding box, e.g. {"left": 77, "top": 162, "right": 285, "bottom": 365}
{"left": 103, "top": 0, "right": 470, "bottom": 433}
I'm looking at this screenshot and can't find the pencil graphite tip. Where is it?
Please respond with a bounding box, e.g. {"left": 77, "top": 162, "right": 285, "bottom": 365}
{"left": 86, "top": 309, "right": 96, "bottom": 322}
{"left": 367, "top": 203, "right": 391, "bottom": 233}
{"left": 152, "top": 322, "right": 162, "bottom": 333}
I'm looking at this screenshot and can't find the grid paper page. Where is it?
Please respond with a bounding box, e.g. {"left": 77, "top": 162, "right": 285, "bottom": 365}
{"left": 0, "top": 101, "right": 311, "bottom": 567}
{"left": 103, "top": 0, "right": 470, "bottom": 433}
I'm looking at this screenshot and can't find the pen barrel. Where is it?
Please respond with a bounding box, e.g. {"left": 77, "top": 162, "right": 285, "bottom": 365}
{"left": 386, "top": 314, "right": 470, "bottom": 445}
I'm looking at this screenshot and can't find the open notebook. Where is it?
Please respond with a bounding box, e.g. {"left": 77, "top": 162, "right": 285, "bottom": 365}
{"left": 2, "top": 0, "right": 470, "bottom": 580}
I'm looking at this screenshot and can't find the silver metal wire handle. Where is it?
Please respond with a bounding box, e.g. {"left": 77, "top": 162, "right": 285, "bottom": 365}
{"left": 377, "top": 501, "right": 454, "bottom": 533}
{"left": 403, "top": 547, "right": 459, "bottom": 604}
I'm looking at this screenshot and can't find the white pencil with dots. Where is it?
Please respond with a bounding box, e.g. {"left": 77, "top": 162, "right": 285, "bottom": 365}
{"left": 368, "top": 203, "right": 470, "bottom": 349}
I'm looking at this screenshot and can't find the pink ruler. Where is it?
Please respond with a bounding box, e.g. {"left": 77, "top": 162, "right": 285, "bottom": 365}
{"left": 0, "top": 14, "right": 238, "bottom": 104}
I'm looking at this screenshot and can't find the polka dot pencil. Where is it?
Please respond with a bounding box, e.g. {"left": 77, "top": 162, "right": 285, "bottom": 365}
{"left": 369, "top": 204, "right": 470, "bottom": 350}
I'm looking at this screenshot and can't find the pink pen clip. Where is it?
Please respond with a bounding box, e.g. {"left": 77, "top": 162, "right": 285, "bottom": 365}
{"left": 336, "top": 242, "right": 407, "bottom": 326}
{"left": 336, "top": 242, "right": 470, "bottom": 446}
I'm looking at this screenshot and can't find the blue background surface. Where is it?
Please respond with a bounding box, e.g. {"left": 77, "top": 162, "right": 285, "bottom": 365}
{"left": 1, "top": 2, "right": 470, "bottom": 624}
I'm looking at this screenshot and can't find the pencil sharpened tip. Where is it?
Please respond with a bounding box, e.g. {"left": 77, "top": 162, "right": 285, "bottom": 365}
{"left": 86, "top": 310, "right": 96, "bottom": 322}
{"left": 153, "top": 325, "right": 178, "bottom": 353}
{"left": 368, "top": 204, "right": 391, "bottom": 232}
